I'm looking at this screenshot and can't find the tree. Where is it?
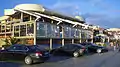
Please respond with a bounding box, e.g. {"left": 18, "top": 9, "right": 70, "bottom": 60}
{"left": 3, "top": 36, "right": 20, "bottom": 45}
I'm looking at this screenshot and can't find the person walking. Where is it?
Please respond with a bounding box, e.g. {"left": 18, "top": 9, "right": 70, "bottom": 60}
{"left": 113, "top": 45, "right": 116, "bottom": 51}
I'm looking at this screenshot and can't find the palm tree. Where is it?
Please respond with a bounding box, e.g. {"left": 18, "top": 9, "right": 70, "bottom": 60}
{"left": 3, "top": 36, "right": 20, "bottom": 45}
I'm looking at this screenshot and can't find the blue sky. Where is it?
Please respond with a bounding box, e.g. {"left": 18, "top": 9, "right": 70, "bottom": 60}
{"left": 0, "top": 0, "right": 120, "bottom": 28}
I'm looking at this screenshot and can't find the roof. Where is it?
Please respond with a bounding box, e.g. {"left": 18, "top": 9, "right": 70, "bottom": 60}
{"left": 0, "top": 16, "right": 9, "bottom": 21}
{"left": 14, "top": 4, "right": 85, "bottom": 23}
{"left": 14, "top": 4, "right": 45, "bottom": 12}
{"left": 43, "top": 10, "right": 85, "bottom": 23}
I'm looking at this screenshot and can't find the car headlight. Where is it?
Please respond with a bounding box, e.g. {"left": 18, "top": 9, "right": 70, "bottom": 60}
{"left": 97, "top": 49, "right": 101, "bottom": 53}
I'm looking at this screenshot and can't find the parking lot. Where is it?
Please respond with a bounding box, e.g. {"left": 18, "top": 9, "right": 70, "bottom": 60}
{"left": 0, "top": 50, "right": 120, "bottom": 67}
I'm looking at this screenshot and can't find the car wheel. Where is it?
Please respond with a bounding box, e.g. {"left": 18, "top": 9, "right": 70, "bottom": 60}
{"left": 97, "top": 49, "right": 102, "bottom": 53}
{"left": 24, "top": 56, "right": 33, "bottom": 65}
{"left": 73, "top": 52, "right": 79, "bottom": 57}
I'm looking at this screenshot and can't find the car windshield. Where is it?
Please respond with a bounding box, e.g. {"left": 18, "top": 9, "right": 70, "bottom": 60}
{"left": 74, "top": 44, "right": 84, "bottom": 48}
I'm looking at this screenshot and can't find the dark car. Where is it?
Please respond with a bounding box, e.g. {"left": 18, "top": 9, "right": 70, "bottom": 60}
{"left": 0, "top": 44, "right": 50, "bottom": 65}
{"left": 80, "top": 43, "right": 108, "bottom": 53}
{"left": 1, "top": 45, "right": 11, "bottom": 50}
{"left": 51, "top": 44, "right": 86, "bottom": 57}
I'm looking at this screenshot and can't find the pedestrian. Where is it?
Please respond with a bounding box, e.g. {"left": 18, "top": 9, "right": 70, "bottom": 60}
{"left": 113, "top": 45, "right": 116, "bottom": 51}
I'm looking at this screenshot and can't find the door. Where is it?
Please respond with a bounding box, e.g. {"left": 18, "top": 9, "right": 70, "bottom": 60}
{"left": 12, "top": 46, "right": 28, "bottom": 61}
{"left": 1, "top": 46, "right": 16, "bottom": 61}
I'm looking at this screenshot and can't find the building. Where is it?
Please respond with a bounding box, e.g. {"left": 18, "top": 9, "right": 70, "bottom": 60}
{"left": 107, "top": 28, "right": 120, "bottom": 40}
{"left": 0, "top": 4, "right": 94, "bottom": 49}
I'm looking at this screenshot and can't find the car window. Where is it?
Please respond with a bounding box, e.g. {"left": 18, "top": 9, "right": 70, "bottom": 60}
{"left": 29, "top": 45, "right": 45, "bottom": 51}
{"left": 8, "top": 46, "right": 16, "bottom": 50}
{"left": 21, "top": 46, "right": 28, "bottom": 51}
{"left": 61, "top": 45, "right": 68, "bottom": 49}
{"left": 62, "top": 45, "right": 74, "bottom": 50}
{"left": 8, "top": 45, "right": 28, "bottom": 51}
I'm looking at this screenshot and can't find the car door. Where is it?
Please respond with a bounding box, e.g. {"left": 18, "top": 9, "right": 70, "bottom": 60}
{"left": 88, "top": 45, "right": 97, "bottom": 52}
{"left": 62, "top": 45, "right": 74, "bottom": 53}
{"left": 13, "top": 46, "right": 28, "bottom": 60}
{"left": 1, "top": 46, "right": 17, "bottom": 61}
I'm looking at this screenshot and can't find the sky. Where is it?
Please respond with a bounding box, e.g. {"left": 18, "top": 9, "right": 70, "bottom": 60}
{"left": 0, "top": 0, "right": 120, "bottom": 28}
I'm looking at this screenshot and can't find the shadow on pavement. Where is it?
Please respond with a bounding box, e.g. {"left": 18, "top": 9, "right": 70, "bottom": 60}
{"left": 47, "top": 55, "right": 72, "bottom": 62}
{"left": 0, "top": 55, "right": 72, "bottom": 67}
{"left": 0, "top": 62, "right": 21, "bottom": 67}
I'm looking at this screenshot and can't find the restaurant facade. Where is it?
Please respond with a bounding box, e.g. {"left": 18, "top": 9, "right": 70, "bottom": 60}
{"left": 0, "top": 4, "right": 94, "bottom": 49}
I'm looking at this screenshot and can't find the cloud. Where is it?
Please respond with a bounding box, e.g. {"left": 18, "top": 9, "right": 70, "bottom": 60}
{"left": 48, "top": 1, "right": 81, "bottom": 16}
{"left": 84, "top": 13, "right": 120, "bottom": 28}
{"left": 49, "top": 0, "right": 112, "bottom": 15}
{"left": 47, "top": 0, "right": 120, "bottom": 28}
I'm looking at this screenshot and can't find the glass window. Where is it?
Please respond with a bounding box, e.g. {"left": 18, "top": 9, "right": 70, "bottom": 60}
{"left": 76, "top": 29, "right": 79, "bottom": 38}
{"left": 20, "top": 25, "right": 26, "bottom": 36}
{"left": 69, "top": 27, "right": 71, "bottom": 37}
{"left": 14, "top": 26, "right": 19, "bottom": 37}
{"left": 71, "top": 28, "right": 76, "bottom": 38}
{"left": 64, "top": 26, "right": 71, "bottom": 38}
{"left": 27, "top": 24, "right": 34, "bottom": 36}
{"left": 79, "top": 29, "right": 82, "bottom": 38}
{"left": 9, "top": 46, "right": 21, "bottom": 50}
{"left": 37, "top": 22, "right": 46, "bottom": 37}
{"left": 9, "top": 46, "right": 28, "bottom": 51}
{"left": 46, "top": 23, "right": 55, "bottom": 37}
{"left": 81, "top": 30, "right": 86, "bottom": 39}
{"left": 54, "top": 26, "right": 60, "bottom": 38}
{"left": 1, "top": 25, "right": 5, "bottom": 32}
{"left": 6, "top": 25, "right": 11, "bottom": 32}
{"left": 63, "top": 45, "right": 74, "bottom": 50}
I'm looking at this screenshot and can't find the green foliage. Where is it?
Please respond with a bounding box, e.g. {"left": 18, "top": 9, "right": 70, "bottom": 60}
{"left": 3, "top": 36, "right": 20, "bottom": 45}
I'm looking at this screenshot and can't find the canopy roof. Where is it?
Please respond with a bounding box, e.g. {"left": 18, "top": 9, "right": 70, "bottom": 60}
{"left": 14, "top": 4, "right": 85, "bottom": 23}
{"left": 14, "top": 4, "right": 45, "bottom": 12}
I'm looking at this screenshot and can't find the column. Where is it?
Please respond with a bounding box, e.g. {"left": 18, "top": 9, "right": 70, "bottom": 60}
{"left": 50, "top": 38, "right": 53, "bottom": 50}
{"left": 72, "top": 39, "right": 74, "bottom": 44}
{"left": 62, "top": 26, "right": 64, "bottom": 46}
{"left": 34, "top": 21, "right": 37, "bottom": 45}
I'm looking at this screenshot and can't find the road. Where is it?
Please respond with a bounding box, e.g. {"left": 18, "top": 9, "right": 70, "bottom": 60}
{"left": 0, "top": 50, "right": 120, "bottom": 67}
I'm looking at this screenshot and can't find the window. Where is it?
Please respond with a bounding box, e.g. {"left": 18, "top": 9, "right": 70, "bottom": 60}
{"left": 54, "top": 26, "right": 60, "bottom": 38}
{"left": 64, "top": 26, "right": 71, "bottom": 38}
{"left": 37, "top": 22, "right": 46, "bottom": 37}
{"left": 71, "top": 28, "right": 76, "bottom": 38}
{"left": 27, "top": 24, "right": 34, "bottom": 36}
{"left": 47, "top": 23, "right": 55, "bottom": 37}
{"left": 20, "top": 25, "right": 26, "bottom": 36}
{"left": 14, "top": 26, "right": 19, "bottom": 37}
{"left": 9, "top": 46, "right": 28, "bottom": 51}
{"left": 36, "top": 22, "right": 60, "bottom": 38}
{"left": 63, "top": 45, "right": 74, "bottom": 50}
{"left": 81, "top": 30, "right": 86, "bottom": 39}
{"left": 76, "top": 29, "right": 79, "bottom": 38}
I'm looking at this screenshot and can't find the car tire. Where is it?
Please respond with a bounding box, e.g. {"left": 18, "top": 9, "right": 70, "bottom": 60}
{"left": 73, "top": 52, "right": 79, "bottom": 57}
{"left": 24, "top": 56, "right": 33, "bottom": 65}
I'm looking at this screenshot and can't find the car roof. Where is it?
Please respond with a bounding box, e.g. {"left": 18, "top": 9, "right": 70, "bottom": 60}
{"left": 65, "top": 44, "right": 84, "bottom": 47}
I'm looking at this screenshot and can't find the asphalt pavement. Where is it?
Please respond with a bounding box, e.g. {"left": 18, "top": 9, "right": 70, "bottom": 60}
{"left": 0, "top": 50, "right": 120, "bottom": 67}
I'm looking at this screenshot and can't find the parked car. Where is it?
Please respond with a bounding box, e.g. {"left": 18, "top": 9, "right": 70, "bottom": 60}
{"left": 0, "top": 44, "right": 50, "bottom": 65}
{"left": 51, "top": 44, "right": 86, "bottom": 57}
{"left": 1, "top": 45, "right": 11, "bottom": 50}
{"left": 80, "top": 43, "right": 108, "bottom": 53}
